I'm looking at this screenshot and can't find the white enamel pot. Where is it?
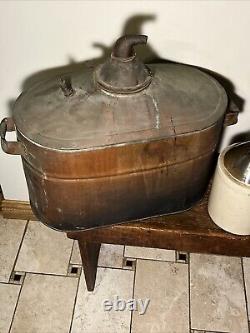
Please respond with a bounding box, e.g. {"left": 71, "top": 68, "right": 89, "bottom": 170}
{"left": 208, "top": 142, "right": 250, "bottom": 235}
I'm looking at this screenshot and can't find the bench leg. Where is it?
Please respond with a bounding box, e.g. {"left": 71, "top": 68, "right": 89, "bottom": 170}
{"left": 78, "top": 240, "right": 101, "bottom": 292}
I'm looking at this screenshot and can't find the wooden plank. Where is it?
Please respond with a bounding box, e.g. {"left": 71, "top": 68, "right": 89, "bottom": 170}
{"left": 0, "top": 199, "right": 37, "bottom": 221}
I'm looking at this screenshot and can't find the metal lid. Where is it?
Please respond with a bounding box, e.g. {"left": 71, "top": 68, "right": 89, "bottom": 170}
{"left": 223, "top": 142, "right": 250, "bottom": 185}
{"left": 13, "top": 34, "right": 228, "bottom": 151}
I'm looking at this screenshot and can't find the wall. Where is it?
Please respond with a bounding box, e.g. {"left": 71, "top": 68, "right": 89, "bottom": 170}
{"left": 0, "top": 0, "right": 250, "bottom": 200}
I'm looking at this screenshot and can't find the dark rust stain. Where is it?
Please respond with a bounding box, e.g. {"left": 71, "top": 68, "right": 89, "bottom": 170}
{"left": 59, "top": 76, "right": 75, "bottom": 97}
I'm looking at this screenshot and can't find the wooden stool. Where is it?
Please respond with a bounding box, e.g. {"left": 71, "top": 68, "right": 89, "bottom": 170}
{"left": 67, "top": 189, "right": 250, "bottom": 291}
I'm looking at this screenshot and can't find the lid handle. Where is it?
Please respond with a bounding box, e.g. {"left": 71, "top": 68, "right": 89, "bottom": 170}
{"left": 112, "top": 35, "right": 148, "bottom": 58}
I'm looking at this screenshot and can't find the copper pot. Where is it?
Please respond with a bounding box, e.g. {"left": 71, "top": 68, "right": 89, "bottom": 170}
{"left": 0, "top": 35, "right": 238, "bottom": 231}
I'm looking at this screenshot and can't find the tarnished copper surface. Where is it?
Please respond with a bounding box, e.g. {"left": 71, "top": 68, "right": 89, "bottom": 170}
{"left": 18, "top": 121, "right": 222, "bottom": 231}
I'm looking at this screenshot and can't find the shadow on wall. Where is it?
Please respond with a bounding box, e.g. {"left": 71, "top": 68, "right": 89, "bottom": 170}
{"left": 230, "top": 131, "right": 250, "bottom": 144}
{"left": 8, "top": 14, "right": 246, "bottom": 142}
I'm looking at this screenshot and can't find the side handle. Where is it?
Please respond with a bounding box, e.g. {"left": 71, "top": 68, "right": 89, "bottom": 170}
{"left": 0, "top": 117, "right": 23, "bottom": 155}
{"left": 224, "top": 99, "right": 240, "bottom": 127}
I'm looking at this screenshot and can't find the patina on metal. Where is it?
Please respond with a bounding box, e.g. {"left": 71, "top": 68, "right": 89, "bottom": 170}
{"left": 0, "top": 34, "right": 239, "bottom": 231}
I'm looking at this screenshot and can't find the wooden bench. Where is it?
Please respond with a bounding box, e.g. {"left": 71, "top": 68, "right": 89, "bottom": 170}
{"left": 67, "top": 188, "right": 250, "bottom": 291}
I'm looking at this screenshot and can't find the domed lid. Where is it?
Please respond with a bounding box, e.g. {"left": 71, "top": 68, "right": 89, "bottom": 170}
{"left": 223, "top": 142, "right": 250, "bottom": 185}
{"left": 13, "top": 35, "right": 228, "bottom": 151}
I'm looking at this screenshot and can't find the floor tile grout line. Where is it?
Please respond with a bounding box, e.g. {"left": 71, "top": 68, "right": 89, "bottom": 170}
{"left": 67, "top": 239, "right": 76, "bottom": 272}
{"left": 0, "top": 281, "right": 20, "bottom": 286}
{"left": 8, "top": 272, "right": 26, "bottom": 333}
{"left": 241, "top": 257, "right": 250, "bottom": 332}
{"left": 98, "top": 264, "right": 125, "bottom": 270}
{"left": 129, "top": 259, "right": 137, "bottom": 333}
{"left": 191, "top": 328, "right": 230, "bottom": 333}
{"left": 68, "top": 272, "right": 81, "bottom": 333}
{"left": 9, "top": 220, "right": 29, "bottom": 282}
{"left": 191, "top": 330, "right": 230, "bottom": 333}
{"left": 188, "top": 255, "right": 192, "bottom": 333}
{"left": 20, "top": 271, "right": 78, "bottom": 278}
{"left": 11, "top": 265, "right": 132, "bottom": 277}
{"left": 10, "top": 270, "right": 80, "bottom": 279}
{"left": 124, "top": 256, "right": 179, "bottom": 264}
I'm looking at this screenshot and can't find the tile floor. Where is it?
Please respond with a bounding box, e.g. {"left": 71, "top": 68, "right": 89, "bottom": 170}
{"left": 0, "top": 216, "right": 250, "bottom": 333}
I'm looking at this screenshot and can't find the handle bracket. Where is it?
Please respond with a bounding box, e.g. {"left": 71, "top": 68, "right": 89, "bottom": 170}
{"left": 0, "top": 117, "right": 23, "bottom": 155}
{"left": 224, "top": 99, "right": 240, "bottom": 127}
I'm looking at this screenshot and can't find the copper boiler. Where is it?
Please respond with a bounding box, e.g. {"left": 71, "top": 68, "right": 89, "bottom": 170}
{"left": 0, "top": 35, "right": 238, "bottom": 231}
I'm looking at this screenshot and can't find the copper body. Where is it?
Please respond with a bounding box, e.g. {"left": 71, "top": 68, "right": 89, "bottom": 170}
{"left": 18, "top": 121, "right": 223, "bottom": 231}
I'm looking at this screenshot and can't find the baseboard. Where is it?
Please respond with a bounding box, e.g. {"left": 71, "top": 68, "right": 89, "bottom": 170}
{"left": 0, "top": 199, "right": 37, "bottom": 221}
